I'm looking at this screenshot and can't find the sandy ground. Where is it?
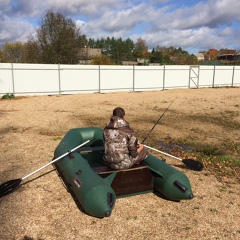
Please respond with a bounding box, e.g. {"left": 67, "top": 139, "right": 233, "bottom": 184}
{"left": 0, "top": 88, "right": 240, "bottom": 240}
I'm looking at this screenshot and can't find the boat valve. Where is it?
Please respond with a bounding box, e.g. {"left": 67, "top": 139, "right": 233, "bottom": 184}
{"left": 105, "top": 210, "right": 111, "bottom": 217}
{"left": 68, "top": 150, "right": 75, "bottom": 159}
{"left": 189, "top": 194, "right": 194, "bottom": 199}
{"left": 107, "top": 192, "right": 114, "bottom": 207}
{"left": 173, "top": 180, "right": 188, "bottom": 193}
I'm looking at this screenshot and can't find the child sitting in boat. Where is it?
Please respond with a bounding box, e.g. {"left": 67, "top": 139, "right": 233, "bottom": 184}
{"left": 103, "top": 107, "right": 148, "bottom": 170}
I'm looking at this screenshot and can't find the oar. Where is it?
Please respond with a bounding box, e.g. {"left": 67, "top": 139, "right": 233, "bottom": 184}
{"left": 0, "top": 137, "right": 95, "bottom": 198}
{"left": 144, "top": 145, "right": 204, "bottom": 171}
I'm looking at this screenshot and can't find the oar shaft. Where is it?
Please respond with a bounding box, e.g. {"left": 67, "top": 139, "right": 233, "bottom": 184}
{"left": 22, "top": 137, "right": 95, "bottom": 181}
{"left": 144, "top": 145, "right": 182, "bottom": 161}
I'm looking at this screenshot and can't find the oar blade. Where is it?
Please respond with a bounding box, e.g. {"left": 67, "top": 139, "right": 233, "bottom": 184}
{"left": 0, "top": 179, "right": 22, "bottom": 198}
{"left": 182, "top": 159, "right": 204, "bottom": 171}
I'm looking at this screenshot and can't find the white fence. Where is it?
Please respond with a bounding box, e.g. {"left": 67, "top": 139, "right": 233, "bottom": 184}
{"left": 0, "top": 63, "right": 239, "bottom": 96}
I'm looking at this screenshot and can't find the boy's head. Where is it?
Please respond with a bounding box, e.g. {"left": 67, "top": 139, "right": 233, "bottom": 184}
{"left": 113, "top": 107, "right": 125, "bottom": 118}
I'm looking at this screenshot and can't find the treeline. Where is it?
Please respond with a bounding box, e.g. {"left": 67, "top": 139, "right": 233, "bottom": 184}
{"left": 88, "top": 37, "right": 198, "bottom": 65}
{"left": 0, "top": 38, "right": 198, "bottom": 65}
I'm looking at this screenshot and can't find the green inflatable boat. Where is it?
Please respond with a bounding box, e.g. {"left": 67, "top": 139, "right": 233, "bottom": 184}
{"left": 54, "top": 127, "right": 193, "bottom": 218}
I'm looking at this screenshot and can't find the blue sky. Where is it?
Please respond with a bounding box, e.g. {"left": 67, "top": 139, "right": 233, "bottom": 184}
{"left": 0, "top": 0, "right": 239, "bottom": 54}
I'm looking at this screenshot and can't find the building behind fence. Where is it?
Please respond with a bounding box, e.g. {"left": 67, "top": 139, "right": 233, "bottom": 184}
{"left": 0, "top": 63, "right": 239, "bottom": 96}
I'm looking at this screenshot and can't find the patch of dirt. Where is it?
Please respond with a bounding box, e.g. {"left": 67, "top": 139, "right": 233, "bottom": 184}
{"left": 0, "top": 88, "right": 239, "bottom": 240}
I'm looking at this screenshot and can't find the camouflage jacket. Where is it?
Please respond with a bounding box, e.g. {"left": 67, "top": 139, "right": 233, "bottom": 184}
{"left": 103, "top": 116, "right": 139, "bottom": 164}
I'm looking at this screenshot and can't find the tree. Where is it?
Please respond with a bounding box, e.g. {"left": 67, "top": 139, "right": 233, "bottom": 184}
{"left": 124, "top": 38, "right": 135, "bottom": 61}
{"left": 219, "top": 48, "right": 236, "bottom": 55}
{"left": 23, "top": 38, "right": 41, "bottom": 63}
{"left": 150, "top": 51, "right": 163, "bottom": 64}
{"left": 133, "top": 38, "right": 148, "bottom": 59}
{"left": 36, "top": 10, "right": 83, "bottom": 64}
{"left": 0, "top": 49, "right": 3, "bottom": 62}
{"left": 1, "top": 42, "right": 26, "bottom": 63}
{"left": 109, "top": 37, "right": 133, "bottom": 64}
{"left": 87, "top": 38, "right": 96, "bottom": 48}
{"left": 207, "top": 49, "right": 218, "bottom": 60}
{"left": 86, "top": 37, "right": 134, "bottom": 64}
{"left": 91, "top": 55, "right": 115, "bottom": 65}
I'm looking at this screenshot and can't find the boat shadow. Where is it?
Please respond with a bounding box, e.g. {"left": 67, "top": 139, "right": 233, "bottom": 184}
{"left": 53, "top": 165, "right": 92, "bottom": 217}
{"left": 22, "top": 169, "right": 56, "bottom": 185}
{"left": 153, "top": 191, "right": 180, "bottom": 202}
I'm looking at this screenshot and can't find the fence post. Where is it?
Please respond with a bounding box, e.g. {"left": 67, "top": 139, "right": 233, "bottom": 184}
{"left": 133, "top": 65, "right": 135, "bottom": 92}
{"left": 58, "top": 64, "right": 61, "bottom": 95}
{"left": 99, "top": 65, "right": 101, "bottom": 93}
{"left": 163, "top": 65, "right": 165, "bottom": 90}
{"left": 212, "top": 65, "right": 216, "bottom": 87}
{"left": 197, "top": 66, "right": 200, "bottom": 88}
{"left": 11, "top": 63, "right": 15, "bottom": 95}
{"left": 188, "top": 66, "right": 191, "bottom": 88}
{"left": 231, "top": 66, "right": 235, "bottom": 87}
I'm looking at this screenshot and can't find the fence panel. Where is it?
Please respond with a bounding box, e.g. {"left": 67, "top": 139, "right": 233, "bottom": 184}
{"left": 134, "top": 66, "right": 164, "bottom": 91}
{"left": 198, "top": 66, "right": 215, "bottom": 87}
{"left": 60, "top": 65, "right": 99, "bottom": 94}
{"left": 233, "top": 66, "right": 240, "bottom": 85}
{"left": 0, "top": 63, "right": 13, "bottom": 94}
{"left": 12, "top": 64, "right": 59, "bottom": 95}
{"left": 100, "top": 66, "right": 133, "bottom": 92}
{"left": 164, "top": 66, "right": 190, "bottom": 89}
{"left": 214, "top": 66, "right": 236, "bottom": 87}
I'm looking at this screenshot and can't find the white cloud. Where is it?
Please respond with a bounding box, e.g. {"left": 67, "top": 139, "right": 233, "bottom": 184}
{"left": 219, "top": 27, "right": 233, "bottom": 37}
{"left": 137, "top": 27, "right": 227, "bottom": 53}
{"left": 44, "top": 0, "right": 125, "bottom": 18}
{"left": 0, "top": 0, "right": 239, "bottom": 52}
{"left": 0, "top": 16, "right": 35, "bottom": 46}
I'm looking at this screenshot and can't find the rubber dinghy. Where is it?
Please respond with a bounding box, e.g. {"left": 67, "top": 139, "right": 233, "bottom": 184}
{"left": 54, "top": 127, "right": 194, "bottom": 218}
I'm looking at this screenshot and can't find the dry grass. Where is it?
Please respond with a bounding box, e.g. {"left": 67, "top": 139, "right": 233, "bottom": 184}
{"left": 0, "top": 88, "right": 240, "bottom": 240}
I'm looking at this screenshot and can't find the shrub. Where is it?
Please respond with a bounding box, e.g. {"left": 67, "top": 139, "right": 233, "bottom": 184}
{"left": 1, "top": 93, "right": 15, "bottom": 99}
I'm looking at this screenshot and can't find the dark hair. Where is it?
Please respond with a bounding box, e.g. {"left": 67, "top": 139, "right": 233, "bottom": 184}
{"left": 113, "top": 107, "right": 125, "bottom": 118}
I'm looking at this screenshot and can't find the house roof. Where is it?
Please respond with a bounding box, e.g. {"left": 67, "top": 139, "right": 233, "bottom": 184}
{"left": 193, "top": 53, "right": 204, "bottom": 58}
{"left": 78, "top": 48, "right": 101, "bottom": 59}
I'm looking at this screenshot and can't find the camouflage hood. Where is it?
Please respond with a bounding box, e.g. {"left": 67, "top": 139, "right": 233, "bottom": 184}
{"left": 105, "top": 115, "right": 130, "bottom": 130}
